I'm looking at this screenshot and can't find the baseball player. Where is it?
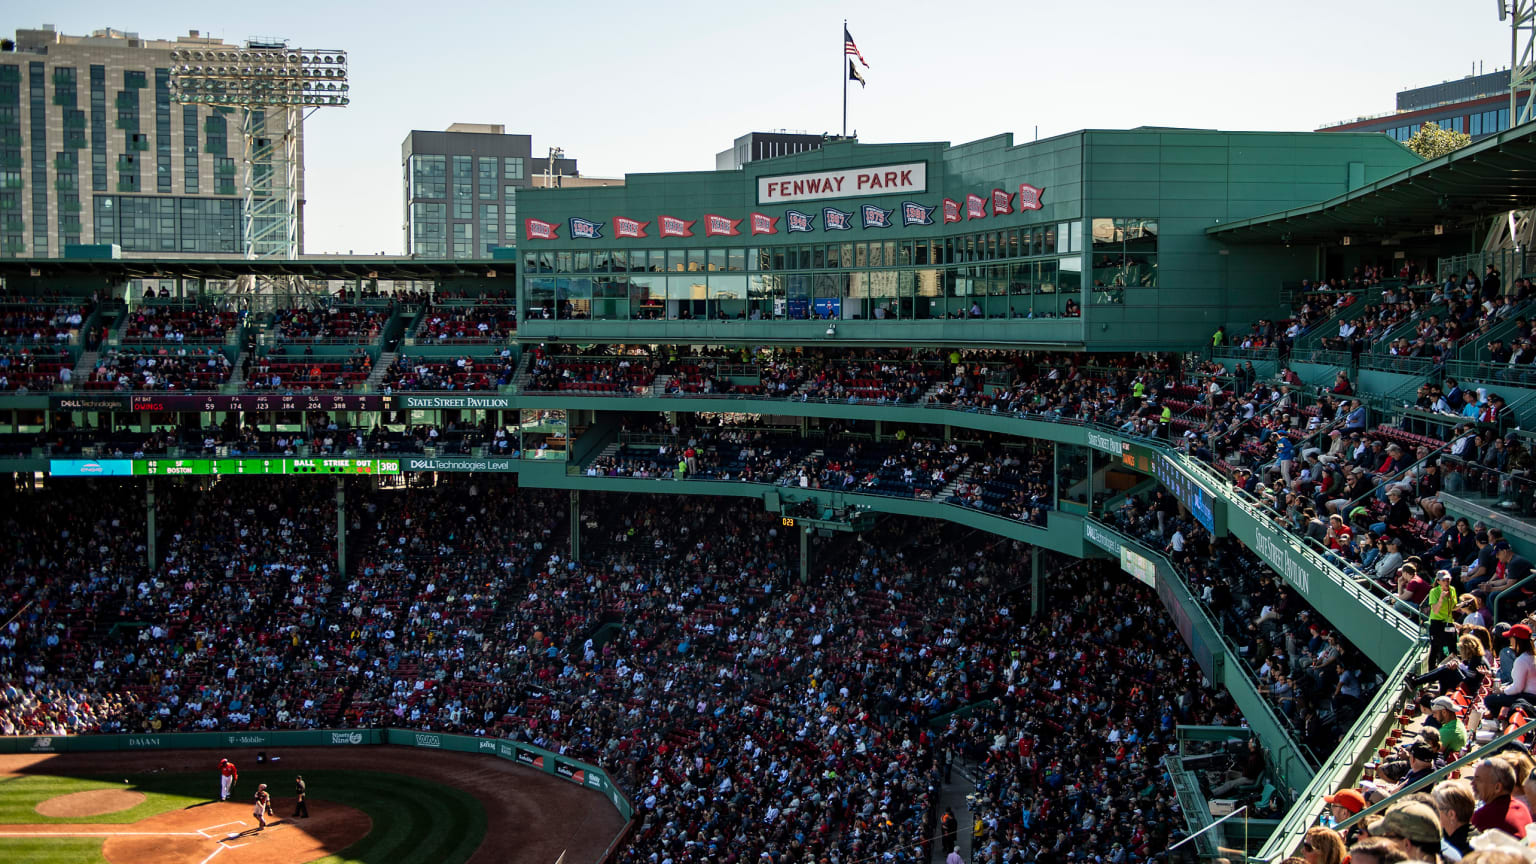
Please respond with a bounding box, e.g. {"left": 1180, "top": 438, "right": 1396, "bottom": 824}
{"left": 253, "top": 784, "right": 273, "bottom": 831}
{"left": 218, "top": 758, "right": 238, "bottom": 801}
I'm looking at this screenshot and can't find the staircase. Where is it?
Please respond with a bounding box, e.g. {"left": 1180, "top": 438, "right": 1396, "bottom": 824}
{"left": 225, "top": 345, "right": 250, "bottom": 390}
{"left": 650, "top": 374, "right": 674, "bottom": 395}
{"left": 71, "top": 349, "right": 99, "bottom": 387}
{"left": 366, "top": 351, "right": 398, "bottom": 390}
{"left": 936, "top": 464, "right": 977, "bottom": 502}
{"left": 775, "top": 448, "right": 824, "bottom": 486}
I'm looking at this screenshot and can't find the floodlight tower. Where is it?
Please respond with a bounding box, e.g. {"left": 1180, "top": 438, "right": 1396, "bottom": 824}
{"left": 1505, "top": 0, "right": 1536, "bottom": 125}
{"left": 168, "top": 41, "right": 348, "bottom": 301}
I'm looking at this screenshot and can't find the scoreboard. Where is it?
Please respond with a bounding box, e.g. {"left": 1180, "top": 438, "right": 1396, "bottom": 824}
{"left": 50, "top": 458, "right": 401, "bottom": 476}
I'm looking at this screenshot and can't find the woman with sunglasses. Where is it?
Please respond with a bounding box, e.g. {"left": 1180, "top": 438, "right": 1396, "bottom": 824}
{"left": 1299, "top": 826, "right": 1346, "bottom": 864}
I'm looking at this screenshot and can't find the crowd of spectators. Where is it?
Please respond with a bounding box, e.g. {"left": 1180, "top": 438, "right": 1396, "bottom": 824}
{"left": 0, "top": 479, "right": 1246, "bottom": 862}
{"left": 0, "top": 344, "right": 73, "bottom": 392}
{"left": 273, "top": 306, "right": 388, "bottom": 342}
{"left": 380, "top": 352, "right": 516, "bottom": 391}
{"left": 120, "top": 306, "right": 240, "bottom": 344}
{"left": 85, "top": 347, "right": 233, "bottom": 391}
{"left": 246, "top": 347, "right": 374, "bottom": 392}
{"left": 0, "top": 300, "right": 87, "bottom": 345}
{"left": 413, "top": 303, "right": 517, "bottom": 343}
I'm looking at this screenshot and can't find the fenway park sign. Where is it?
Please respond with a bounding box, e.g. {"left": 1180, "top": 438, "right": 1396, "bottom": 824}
{"left": 757, "top": 162, "right": 927, "bottom": 205}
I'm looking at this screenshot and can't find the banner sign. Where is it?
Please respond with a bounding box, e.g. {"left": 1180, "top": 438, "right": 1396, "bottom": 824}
{"left": 942, "top": 198, "right": 962, "bottom": 224}
{"left": 786, "top": 210, "right": 816, "bottom": 233}
{"left": 402, "top": 456, "right": 518, "bottom": 473}
{"left": 49, "top": 459, "right": 135, "bottom": 476}
{"left": 658, "top": 215, "right": 694, "bottom": 238}
{"left": 51, "top": 394, "right": 131, "bottom": 411}
{"left": 966, "top": 193, "right": 986, "bottom": 220}
{"left": 861, "top": 205, "right": 892, "bottom": 229}
{"left": 613, "top": 217, "right": 648, "bottom": 238}
{"left": 524, "top": 219, "right": 560, "bottom": 240}
{"left": 823, "top": 207, "right": 853, "bottom": 231}
{"left": 1018, "top": 183, "right": 1045, "bottom": 211}
{"left": 50, "top": 458, "right": 401, "bottom": 477}
{"left": 569, "top": 218, "right": 604, "bottom": 240}
{"left": 749, "top": 212, "right": 779, "bottom": 235}
{"left": 704, "top": 214, "right": 741, "bottom": 237}
{"left": 757, "top": 161, "right": 927, "bottom": 205}
{"left": 901, "top": 201, "right": 934, "bottom": 226}
{"left": 991, "top": 188, "right": 1013, "bottom": 215}
{"left": 393, "top": 394, "right": 515, "bottom": 410}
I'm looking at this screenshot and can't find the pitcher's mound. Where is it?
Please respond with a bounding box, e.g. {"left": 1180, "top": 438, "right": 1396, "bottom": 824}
{"left": 35, "top": 788, "right": 147, "bottom": 818}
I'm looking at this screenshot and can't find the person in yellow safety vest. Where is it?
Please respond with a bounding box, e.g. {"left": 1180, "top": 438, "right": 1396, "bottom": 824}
{"left": 1160, "top": 404, "right": 1172, "bottom": 438}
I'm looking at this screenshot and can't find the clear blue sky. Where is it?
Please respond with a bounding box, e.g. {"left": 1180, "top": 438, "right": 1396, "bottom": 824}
{"left": 31, "top": 0, "right": 1508, "bottom": 254}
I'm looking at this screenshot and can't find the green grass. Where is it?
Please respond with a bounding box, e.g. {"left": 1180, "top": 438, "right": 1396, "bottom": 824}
{"left": 0, "top": 769, "right": 485, "bottom": 864}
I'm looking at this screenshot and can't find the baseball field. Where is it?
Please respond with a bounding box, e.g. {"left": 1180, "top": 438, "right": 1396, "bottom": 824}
{"left": 0, "top": 747, "right": 627, "bottom": 864}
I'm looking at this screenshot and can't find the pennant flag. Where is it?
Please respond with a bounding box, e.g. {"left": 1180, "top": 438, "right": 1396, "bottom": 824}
{"left": 614, "top": 217, "right": 649, "bottom": 238}
{"left": 1017, "top": 183, "right": 1045, "bottom": 211}
{"left": 750, "top": 212, "right": 779, "bottom": 235}
{"left": 658, "top": 215, "right": 695, "bottom": 238}
{"left": 524, "top": 219, "right": 560, "bottom": 240}
{"left": 941, "top": 199, "right": 962, "bottom": 224}
{"left": 861, "top": 204, "right": 893, "bottom": 228}
{"left": 991, "top": 188, "right": 1013, "bottom": 216}
{"left": 849, "top": 60, "right": 866, "bottom": 89}
{"left": 845, "top": 27, "right": 869, "bottom": 67}
{"left": 704, "top": 214, "right": 742, "bottom": 237}
{"left": 966, "top": 193, "right": 986, "bottom": 220}
{"left": 823, "top": 207, "right": 854, "bottom": 231}
{"left": 786, "top": 209, "right": 816, "bottom": 233}
{"left": 901, "top": 201, "right": 935, "bottom": 226}
{"left": 569, "top": 217, "right": 604, "bottom": 240}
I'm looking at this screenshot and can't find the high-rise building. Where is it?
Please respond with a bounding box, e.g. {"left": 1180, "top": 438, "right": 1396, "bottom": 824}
{"left": 1317, "top": 70, "right": 1521, "bottom": 143}
{"left": 401, "top": 124, "right": 579, "bottom": 259}
{"left": 715, "top": 131, "right": 846, "bottom": 171}
{"left": 2, "top": 24, "right": 308, "bottom": 259}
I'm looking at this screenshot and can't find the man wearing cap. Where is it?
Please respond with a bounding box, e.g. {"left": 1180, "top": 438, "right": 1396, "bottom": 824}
{"left": 1476, "top": 542, "right": 1535, "bottom": 612}
{"left": 1472, "top": 756, "right": 1531, "bottom": 839}
{"left": 1372, "top": 800, "right": 1453, "bottom": 862}
{"left": 1429, "top": 696, "right": 1469, "bottom": 756}
{"left": 1427, "top": 571, "right": 1459, "bottom": 660}
{"left": 1323, "top": 788, "right": 1366, "bottom": 843}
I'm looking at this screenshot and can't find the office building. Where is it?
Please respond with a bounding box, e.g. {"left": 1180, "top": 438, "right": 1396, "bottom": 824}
{"left": 2, "top": 24, "right": 309, "bottom": 259}
{"left": 1318, "top": 69, "right": 1520, "bottom": 142}
{"left": 401, "top": 124, "right": 582, "bottom": 259}
{"left": 715, "top": 131, "right": 844, "bottom": 170}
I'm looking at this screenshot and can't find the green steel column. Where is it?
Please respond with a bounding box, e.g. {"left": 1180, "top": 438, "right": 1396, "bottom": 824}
{"left": 800, "top": 522, "right": 810, "bottom": 584}
{"left": 145, "top": 478, "right": 156, "bottom": 570}
{"left": 570, "top": 489, "right": 581, "bottom": 562}
{"left": 874, "top": 420, "right": 882, "bottom": 443}
{"left": 1030, "top": 546, "right": 1041, "bottom": 619}
{"left": 335, "top": 478, "right": 346, "bottom": 577}
{"left": 1052, "top": 443, "right": 1060, "bottom": 510}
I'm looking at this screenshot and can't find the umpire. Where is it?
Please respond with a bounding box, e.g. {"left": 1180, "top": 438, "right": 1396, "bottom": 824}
{"left": 292, "top": 775, "right": 309, "bottom": 818}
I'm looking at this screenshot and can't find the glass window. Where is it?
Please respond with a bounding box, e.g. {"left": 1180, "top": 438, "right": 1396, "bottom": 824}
{"left": 726, "top": 248, "right": 744, "bottom": 271}
{"left": 707, "top": 249, "right": 726, "bottom": 271}
{"left": 503, "top": 157, "right": 524, "bottom": 180}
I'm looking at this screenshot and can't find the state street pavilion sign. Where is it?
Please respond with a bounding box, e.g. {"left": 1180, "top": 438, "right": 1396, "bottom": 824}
{"left": 757, "top": 162, "right": 927, "bottom": 205}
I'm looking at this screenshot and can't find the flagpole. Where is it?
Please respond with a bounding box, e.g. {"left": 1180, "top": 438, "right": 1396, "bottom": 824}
{"left": 842, "top": 19, "right": 848, "bottom": 138}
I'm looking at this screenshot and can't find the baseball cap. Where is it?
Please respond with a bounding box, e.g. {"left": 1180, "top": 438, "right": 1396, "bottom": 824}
{"left": 1437, "top": 570, "right": 1453, "bottom": 582}
{"left": 1495, "top": 540, "right": 1513, "bottom": 552}
{"left": 1512, "top": 624, "right": 1533, "bottom": 640}
{"left": 1323, "top": 788, "right": 1366, "bottom": 814}
{"left": 1375, "top": 801, "right": 1441, "bottom": 844}
{"left": 1495, "top": 621, "right": 1514, "bottom": 638}
{"left": 1431, "top": 696, "right": 1459, "bottom": 714}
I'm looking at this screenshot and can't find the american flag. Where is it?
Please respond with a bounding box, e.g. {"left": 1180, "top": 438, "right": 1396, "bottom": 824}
{"left": 844, "top": 27, "right": 869, "bottom": 67}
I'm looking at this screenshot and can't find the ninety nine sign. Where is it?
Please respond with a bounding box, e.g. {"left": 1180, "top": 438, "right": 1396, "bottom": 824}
{"left": 757, "top": 162, "right": 927, "bottom": 205}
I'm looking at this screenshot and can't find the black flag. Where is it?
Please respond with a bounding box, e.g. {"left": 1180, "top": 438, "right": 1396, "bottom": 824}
{"left": 849, "top": 59, "right": 866, "bottom": 88}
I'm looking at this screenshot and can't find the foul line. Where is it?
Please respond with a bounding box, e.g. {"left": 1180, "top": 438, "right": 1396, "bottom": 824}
{"left": 198, "top": 845, "right": 226, "bottom": 864}
{"left": 196, "top": 821, "right": 246, "bottom": 838}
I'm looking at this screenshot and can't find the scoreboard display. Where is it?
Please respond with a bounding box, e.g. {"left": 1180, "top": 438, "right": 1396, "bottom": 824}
{"left": 50, "top": 458, "right": 401, "bottom": 476}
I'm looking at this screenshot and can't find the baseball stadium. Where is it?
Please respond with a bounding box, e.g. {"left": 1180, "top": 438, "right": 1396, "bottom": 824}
{"left": 6, "top": 8, "right": 1536, "bottom": 864}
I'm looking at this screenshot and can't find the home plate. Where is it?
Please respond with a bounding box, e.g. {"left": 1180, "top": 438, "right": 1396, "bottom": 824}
{"left": 226, "top": 832, "right": 240, "bottom": 840}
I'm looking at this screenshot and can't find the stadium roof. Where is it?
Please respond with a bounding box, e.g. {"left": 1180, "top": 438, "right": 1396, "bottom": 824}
{"left": 0, "top": 256, "right": 511, "bottom": 281}
{"left": 1209, "top": 120, "right": 1536, "bottom": 244}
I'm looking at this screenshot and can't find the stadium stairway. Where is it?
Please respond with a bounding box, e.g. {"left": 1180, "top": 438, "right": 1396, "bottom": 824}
{"left": 226, "top": 344, "right": 250, "bottom": 390}
{"left": 71, "top": 349, "right": 97, "bottom": 385}
{"left": 367, "top": 351, "right": 398, "bottom": 390}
